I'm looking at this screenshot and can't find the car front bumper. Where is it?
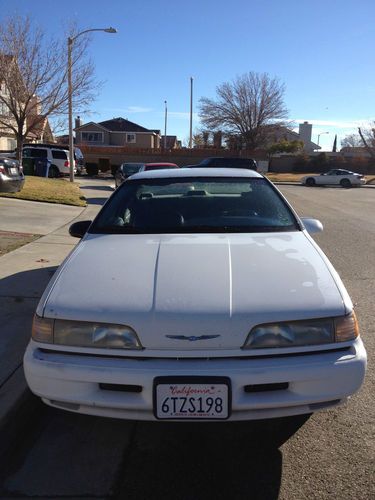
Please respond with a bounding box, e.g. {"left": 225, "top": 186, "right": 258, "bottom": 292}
{"left": 24, "top": 339, "right": 367, "bottom": 421}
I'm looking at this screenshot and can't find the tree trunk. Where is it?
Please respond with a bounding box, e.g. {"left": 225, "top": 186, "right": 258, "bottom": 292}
{"left": 16, "top": 130, "right": 24, "bottom": 161}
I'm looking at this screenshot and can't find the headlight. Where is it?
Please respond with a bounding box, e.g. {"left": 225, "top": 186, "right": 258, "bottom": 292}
{"left": 32, "top": 315, "right": 142, "bottom": 350}
{"left": 243, "top": 312, "right": 359, "bottom": 349}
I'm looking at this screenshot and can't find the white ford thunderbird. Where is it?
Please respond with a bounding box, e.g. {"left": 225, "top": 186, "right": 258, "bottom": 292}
{"left": 24, "top": 168, "right": 366, "bottom": 421}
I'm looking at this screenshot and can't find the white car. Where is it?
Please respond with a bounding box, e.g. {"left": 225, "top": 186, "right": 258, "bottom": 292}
{"left": 24, "top": 168, "right": 366, "bottom": 421}
{"left": 301, "top": 169, "right": 366, "bottom": 188}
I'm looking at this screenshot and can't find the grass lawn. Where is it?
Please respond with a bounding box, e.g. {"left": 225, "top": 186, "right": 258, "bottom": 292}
{"left": 0, "top": 230, "right": 40, "bottom": 256}
{"left": 266, "top": 172, "right": 313, "bottom": 182}
{"left": 0, "top": 176, "right": 86, "bottom": 206}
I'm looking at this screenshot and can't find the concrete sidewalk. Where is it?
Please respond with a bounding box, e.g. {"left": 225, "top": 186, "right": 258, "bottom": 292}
{"left": 0, "top": 178, "right": 114, "bottom": 432}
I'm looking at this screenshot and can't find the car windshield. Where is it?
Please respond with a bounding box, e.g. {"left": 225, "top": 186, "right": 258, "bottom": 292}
{"left": 144, "top": 164, "right": 177, "bottom": 170}
{"left": 90, "top": 177, "right": 299, "bottom": 234}
{"left": 124, "top": 164, "right": 143, "bottom": 176}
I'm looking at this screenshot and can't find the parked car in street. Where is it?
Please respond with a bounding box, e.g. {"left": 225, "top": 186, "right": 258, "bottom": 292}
{"left": 0, "top": 156, "right": 25, "bottom": 192}
{"left": 114, "top": 162, "right": 145, "bottom": 188}
{"left": 188, "top": 157, "right": 258, "bottom": 171}
{"left": 301, "top": 169, "right": 366, "bottom": 188}
{"left": 22, "top": 144, "right": 77, "bottom": 178}
{"left": 141, "top": 162, "right": 179, "bottom": 171}
{"left": 24, "top": 168, "right": 366, "bottom": 422}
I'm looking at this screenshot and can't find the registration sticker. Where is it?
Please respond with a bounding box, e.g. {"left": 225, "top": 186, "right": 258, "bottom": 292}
{"left": 154, "top": 377, "right": 230, "bottom": 420}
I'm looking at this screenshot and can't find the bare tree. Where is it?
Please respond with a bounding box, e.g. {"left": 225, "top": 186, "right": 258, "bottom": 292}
{"left": 358, "top": 126, "right": 375, "bottom": 158}
{"left": 199, "top": 72, "right": 288, "bottom": 150}
{"left": 0, "top": 16, "right": 97, "bottom": 159}
{"left": 341, "top": 133, "right": 362, "bottom": 148}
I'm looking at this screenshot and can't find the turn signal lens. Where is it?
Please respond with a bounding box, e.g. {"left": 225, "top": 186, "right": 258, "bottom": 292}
{"left": 31, "top": 315, "right": 53, "bottom": 343}
{"left": 334, "top": 312, "right": 359, "bottom": 342}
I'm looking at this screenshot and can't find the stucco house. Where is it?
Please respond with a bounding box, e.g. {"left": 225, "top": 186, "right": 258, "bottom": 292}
{"left": 0, "top": 56, "right": 54, "bottom": 150}
{"left": 266, "top": 122, "right": 320, "bottom": 153}
{"left": 75, "top": 117, "right": 161, "bottom": 149}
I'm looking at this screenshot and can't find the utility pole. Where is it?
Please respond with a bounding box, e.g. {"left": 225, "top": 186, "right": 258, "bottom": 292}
{"left": 189, "top": 77, "right": 193, "bottom": 149}
{"left": 164, "top": 100, "right": 167, "bottom": 149}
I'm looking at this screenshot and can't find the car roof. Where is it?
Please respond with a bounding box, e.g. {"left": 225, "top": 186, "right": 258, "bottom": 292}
{"left": 130, "top": 167, "right": 263, "bottom": 180}
{"left": 144, "top": 162, "right": 178, "bottom": 166}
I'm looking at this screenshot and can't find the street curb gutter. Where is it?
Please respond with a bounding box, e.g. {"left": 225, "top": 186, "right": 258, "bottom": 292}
{"left": 0, "top": 365, "right": 41, "bottom": 461}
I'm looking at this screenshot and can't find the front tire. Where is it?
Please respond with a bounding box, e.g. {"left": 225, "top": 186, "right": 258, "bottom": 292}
{"left": 340, "top": 178, "right": 351, "bottom": 188}
{"left": 305, "top": 177, "right": 316, "bottom": 187}
{"left": 48, "top": 165, "right": 60, "bottom": 178}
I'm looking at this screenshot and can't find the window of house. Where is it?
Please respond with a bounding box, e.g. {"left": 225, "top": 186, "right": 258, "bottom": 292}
{"left": 0, "top": 102, "right": 10, "bottom": 116}
{"left": 126, "top": 133, "right": 136, "bottom": 144}
{"left": 81, "top": 132, "right": 103, "bottom": 143}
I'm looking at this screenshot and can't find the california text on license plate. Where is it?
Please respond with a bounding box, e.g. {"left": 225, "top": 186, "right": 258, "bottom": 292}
{"left": 154, "top": 377, "right": 231, "bottom": 420}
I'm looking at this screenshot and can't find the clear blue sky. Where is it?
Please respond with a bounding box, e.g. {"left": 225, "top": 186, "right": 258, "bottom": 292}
{"left": 1, "top": 0, "right": 374, "bottom": 151}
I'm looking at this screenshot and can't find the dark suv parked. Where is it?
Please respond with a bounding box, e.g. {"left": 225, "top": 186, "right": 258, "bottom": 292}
{"left": 189, "top": 157, "right": 258, "bottom": 171}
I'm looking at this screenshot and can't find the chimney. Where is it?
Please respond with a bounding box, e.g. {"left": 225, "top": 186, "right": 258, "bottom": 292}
{"left": 299, "top": 121, "right": 312, "bottom": 151}
{"left": 75, "top": 116, "right": 82, "bottom": 129}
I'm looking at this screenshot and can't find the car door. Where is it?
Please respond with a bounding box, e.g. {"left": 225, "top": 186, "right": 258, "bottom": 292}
{"left": 320, "top": 170, "right": 337, "bottom": 185}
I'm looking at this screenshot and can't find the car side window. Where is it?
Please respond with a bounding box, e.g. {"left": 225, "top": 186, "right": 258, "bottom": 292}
{"left": 23, "top": 148, "right": 47, "bottom": 158}
{"left": 52, "top": 150, "right": 67, "bottom": 159}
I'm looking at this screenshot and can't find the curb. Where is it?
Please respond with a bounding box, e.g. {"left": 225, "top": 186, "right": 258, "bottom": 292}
{"left": 0, "top": 366, "right": 41, "bottom": 459}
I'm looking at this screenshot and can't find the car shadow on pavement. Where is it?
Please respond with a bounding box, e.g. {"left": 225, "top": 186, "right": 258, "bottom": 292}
{"left": 115, "top": 415, "right": 310, "bottom": 500}
{"left": 0, "top": 266, "right": 58, "bottom": 300}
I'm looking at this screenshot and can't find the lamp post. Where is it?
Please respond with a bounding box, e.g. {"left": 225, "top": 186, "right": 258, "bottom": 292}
{"left": 317, "top": 131, "right": 329, "bottom": 147}
{"left": 68, "top": 27, "right": 117, "bottom": 182}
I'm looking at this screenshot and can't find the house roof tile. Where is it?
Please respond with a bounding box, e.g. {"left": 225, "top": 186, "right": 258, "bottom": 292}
{"left": 98, "top": 117, "right": 152, "bottom": 133}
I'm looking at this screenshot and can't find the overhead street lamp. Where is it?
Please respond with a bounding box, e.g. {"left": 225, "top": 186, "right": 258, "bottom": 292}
{"left": 317, "top": 131, "right": 329, "bottom": 146}
{"left": 68, "top": 27, "right": 117, "bottom": 182}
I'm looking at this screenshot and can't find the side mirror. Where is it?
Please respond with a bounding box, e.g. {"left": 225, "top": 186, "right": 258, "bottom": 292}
{"left": 300, "top": 218, "right": 323, "bottom": 234}
{"left": 69, "top": 220, "right": 92, "bottom": 239}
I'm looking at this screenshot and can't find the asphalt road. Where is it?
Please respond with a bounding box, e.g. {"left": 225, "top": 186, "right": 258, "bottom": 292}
{"left": 0, "top": 184, "right": 373, "bottom": 500}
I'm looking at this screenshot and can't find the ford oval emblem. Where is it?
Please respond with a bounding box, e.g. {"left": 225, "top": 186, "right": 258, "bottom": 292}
{"left": 166, "top": 335, "right": 220, "bottom": 342}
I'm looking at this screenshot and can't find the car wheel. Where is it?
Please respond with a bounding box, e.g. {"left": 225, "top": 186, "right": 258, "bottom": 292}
{"left": 48, "top": 165, "right": 60, "bottom": 178}
{"left": 305, "top": 177, "right": 316, "bottom": 186}
{"left": 340, "top": 178, "right": 352, "bottom": 188}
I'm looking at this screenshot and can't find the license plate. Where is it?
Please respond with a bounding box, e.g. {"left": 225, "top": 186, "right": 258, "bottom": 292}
{"left": 154, "top": 377, "right": 230, "bottom": 420}
{"left": 9, "top": 168, "right": 18, "bottom": 175}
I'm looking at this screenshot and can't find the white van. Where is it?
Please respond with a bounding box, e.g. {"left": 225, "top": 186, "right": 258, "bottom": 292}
{"left": 22, "top": 144, "right": 77, "bottom": 178}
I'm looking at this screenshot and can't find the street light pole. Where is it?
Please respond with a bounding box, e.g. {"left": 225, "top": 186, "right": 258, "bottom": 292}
{"left": 68, "top": 27, "right": 117, "bottom": 182}
{"left": 317, "top": 131, "right": 329, "bottom": 147}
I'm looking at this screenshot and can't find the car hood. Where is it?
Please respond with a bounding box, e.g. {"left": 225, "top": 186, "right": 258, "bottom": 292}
{"left": 40, "top": 232, "right": 349, "bottom": 350}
